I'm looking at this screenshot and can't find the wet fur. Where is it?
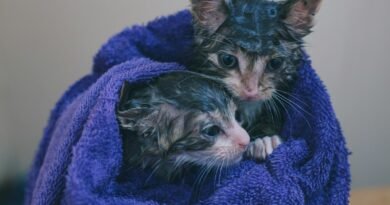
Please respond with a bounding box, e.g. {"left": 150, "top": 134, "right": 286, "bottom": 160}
{"left": 117, "top": 72, "right": 248, "bottom": 181}
{"left": 190, "top": 0, "right": 322, "bottom": 137}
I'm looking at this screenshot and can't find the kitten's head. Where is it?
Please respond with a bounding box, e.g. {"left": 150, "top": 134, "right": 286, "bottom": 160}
{"left": 190, "top": 0, "right": 322, "bottom": 101}
{"left": 117, "top": 72, "right": 250, "bottom": 173}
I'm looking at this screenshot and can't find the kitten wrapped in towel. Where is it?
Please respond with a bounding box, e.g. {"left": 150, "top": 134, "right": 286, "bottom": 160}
{"left": 190, "top": 0, "right": 323, "bottom": 161}
{"left": 117, "top": 71, "right": 251, "bottom": 181}
{"left": 117, "top": 71, "right": 260, "bottom": 202}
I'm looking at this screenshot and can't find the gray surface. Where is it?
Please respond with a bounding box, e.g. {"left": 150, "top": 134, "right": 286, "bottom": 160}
{"left": 0, "top": 0, "right": 389, "bottom": 188}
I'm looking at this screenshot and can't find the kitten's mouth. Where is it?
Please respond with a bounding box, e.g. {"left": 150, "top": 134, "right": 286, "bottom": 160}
{"left": 243, "top": 95, "right": 262, "bottom": 101}
{"left": 230, "top": 155, "right": 244, "bottom": 165}
{"left": 240, "top": 92, "right": 267, "bottom": 102}
{"left": 238, "top": 90, "right": 261, "bottom": 101}
{"left": 216, "top": 154, "right": 243, "bottom": 167}
{"left": 241, "top": 88, "right": 274, "bottom": 102}
{"left": 239, "top": 91, "right": 265, "bottom": 102}
{"left": 225, "top": 150, "right": 247, "bottom": 166}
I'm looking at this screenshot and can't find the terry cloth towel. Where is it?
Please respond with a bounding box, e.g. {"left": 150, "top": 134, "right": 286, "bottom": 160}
{"left": 25, "top": 10, "right": 350, "bottom": 205}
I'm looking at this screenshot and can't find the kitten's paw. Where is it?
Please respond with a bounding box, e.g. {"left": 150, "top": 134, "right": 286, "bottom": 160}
{"left": 246, "top": 135, "right": 282, "bottom": 161}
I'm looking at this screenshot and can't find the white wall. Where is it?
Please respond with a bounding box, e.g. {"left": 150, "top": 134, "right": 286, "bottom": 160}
{"left": 306, "top": 0, "right": 390, "bottom": 188}
{"left": 0, "top": 0, "right": 389, "bottom": 188}
{"left": 0, "top": 0, "right": 188, "bottom": 181}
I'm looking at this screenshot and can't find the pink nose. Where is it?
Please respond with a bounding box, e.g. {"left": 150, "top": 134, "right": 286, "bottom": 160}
{"left": 237, "top": 141, "right": 248, "bottom": 149}
{"left": 235, "top": 137, "right": 250, "bottom": 150}
{"left": 228, "top": 121, "right": 250, "bottom": 149}
{"left": 243, "top": 88, "right": 259, "bottom": 99}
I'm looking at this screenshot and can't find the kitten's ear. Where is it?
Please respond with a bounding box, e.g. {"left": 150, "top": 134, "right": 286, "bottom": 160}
{"left": 191, "top": 0, "right": 228, "bottom": 34}
{"left": 282, "top": 0, "right": 323, "bottom": 37}
{"left": 118, "top": 81, "right": 152, "bottom": 111}
{"left": 117, "top": 82, "right": 152, "bottom": 130}
{"left": 117, "top": 108, "right": 152, "bottom": 130}
{"left": 117, "top": 81, "right": 134, "bottom": 110}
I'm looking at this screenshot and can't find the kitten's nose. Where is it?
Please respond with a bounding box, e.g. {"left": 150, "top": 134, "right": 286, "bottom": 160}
{"left": 243, "top": 88, "right": 259, "bottom": 100}
{"left": 229, "top": 121, "right": 250, "bottom": 149}
{"left": 242, "top": 75, "right": 260, "bottom": 100}
{"left": 237, "top": 141, "right": 248, "bottom": 149}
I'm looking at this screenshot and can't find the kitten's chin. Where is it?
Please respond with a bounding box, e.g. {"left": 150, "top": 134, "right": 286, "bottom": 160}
{"left": 238, "top": 95, "right": 263, "bottom": 103}
{"left": 174, "top": 150, "right": 244, "bottom": 168}
{"left": 228, "top": 155, "right": 244, "bottom": 166}
{"left": 208, "top": 154, "right": 243, "bottom": 167}
{"left": 238, "top": 90, "right": 273, "bottom": 102}
{"left": 219, "top": 151, "right": 245, "bottom": 167}
{"left": 243, "top": 95, "right": 262, "bottom": 102}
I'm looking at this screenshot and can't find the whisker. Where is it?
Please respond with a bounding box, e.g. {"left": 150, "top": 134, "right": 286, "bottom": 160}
{"left": 275, "top": 89, "right": 309, "bottom": 107}
{"left": 273, "top": 94, "right": 292, "bottom": 122}
{"left": 218, "top": 157, "right": 226, "bottom": 186}
{"left": 145, "top": 159, "right": 162, "bottom": 183}
{"left": 273, "top": 92, "right": 313, "bottom": 131}
{"left": 268, "top": 97, "right": 281, "bottom": 128}
{"left": 191, "top": 158, "right": 216, "bottom": 203}
{"left": 268, "top": 98, "right": 282, "bottom": 127}
{"left": 264, "top": 100, "right": 276, "bottom": 126}
{"left": 274, "top": 92, "right": 312, "bottom": 117}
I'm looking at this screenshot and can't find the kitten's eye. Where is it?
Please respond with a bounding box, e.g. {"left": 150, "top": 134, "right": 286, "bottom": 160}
{"left": 218, "top": 53, "right": 238, "bottom": 69}
{"left": 268, "top": 58, "right": 284, "bottom": 71}
{"left": 202, "top": 125, "right": 222, "bottom": 137}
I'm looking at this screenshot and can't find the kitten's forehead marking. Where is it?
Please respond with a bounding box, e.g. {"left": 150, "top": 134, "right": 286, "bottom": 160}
{"left": 236, "top": 50, "right": 249, "bottom": 73}
{"left": 207, "top": 100, "right": 236, "bottom": 126}
{"left": 236, "top": 49, "right": 268, "bottom": 74}
{"left": 224, "top": 0, "right": 283, "bottom": 52}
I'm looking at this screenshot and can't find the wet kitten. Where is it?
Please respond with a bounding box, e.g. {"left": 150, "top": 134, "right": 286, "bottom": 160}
{"left": 190, "top": 0, "right": 322, "bottom": 160}
{"left": 117, "top": 71, "right": 251, "bottom": 181}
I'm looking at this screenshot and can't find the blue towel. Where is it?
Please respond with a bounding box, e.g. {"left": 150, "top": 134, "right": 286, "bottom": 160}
{"left": 25, "top": 10, "right": 350, "bottom": 205}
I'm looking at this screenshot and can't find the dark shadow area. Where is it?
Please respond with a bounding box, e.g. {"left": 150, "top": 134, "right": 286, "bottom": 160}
{"left": 0, "top": 176, "right": 25, "bottom": 205}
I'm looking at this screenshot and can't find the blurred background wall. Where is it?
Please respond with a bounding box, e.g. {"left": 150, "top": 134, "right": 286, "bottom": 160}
{"left": 0, "top": 0, "right": 389, "bottom": 190}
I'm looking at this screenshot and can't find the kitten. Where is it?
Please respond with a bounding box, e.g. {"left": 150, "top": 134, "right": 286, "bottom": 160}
{"left": 189, "top": 0, "right": 322, "bottom": 160}
{"left": 117, "top": 71, "right": 251, "bottom": 181}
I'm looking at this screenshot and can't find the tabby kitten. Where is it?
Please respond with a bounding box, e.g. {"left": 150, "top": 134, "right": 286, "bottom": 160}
{"left": 117, "top": 71, "right": 253, "bottom": 181}
{"left": 190, "top": 0, "right": 322, "bottom": 160}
